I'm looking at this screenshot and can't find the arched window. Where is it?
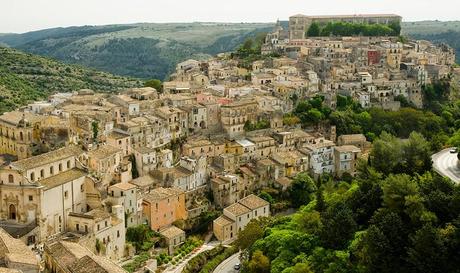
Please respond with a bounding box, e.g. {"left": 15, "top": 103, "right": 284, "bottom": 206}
{"left": 40, "top": 169, "right": 44, "bottom": 178}
{"left": 19, "top": 132, "right": 23, "bottom": 141}
{"left": 30, "top": 172, "right": 35, "bottom": 182}
{"left": 50, "top": 166, "right": 54, "bottom": 175}
{"left": 8, "top": 174, "right": 14, "bottom": 183}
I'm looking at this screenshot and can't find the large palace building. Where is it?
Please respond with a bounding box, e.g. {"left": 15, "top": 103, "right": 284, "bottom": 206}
{"left": 289, "top": 14, "right": 402, "bottom": 39}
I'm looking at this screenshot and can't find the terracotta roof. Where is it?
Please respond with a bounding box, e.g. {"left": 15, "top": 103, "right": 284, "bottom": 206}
{"left": 213, "top": 215, "right": 234, "bottom": 226}
{"left": 46, "top": 241, "right": 126, "bottom": 273}
{"left": 0, "top": 228, "right": 39, "bottom": 267}
{"left": 84, "top": 209, "right": 111, "bottom": 222}
{"left": 275, "top": 177, "right": 293, "bottom": 187}
{"left": 70, "top": 254, "right": 127, "bottom": 273}
{"left": 0, "top": 268, "right": 21, "bottom": 273}
{"left": 0, "top": 111, "right": 44, "bottom": 126}
{"left": 108, "top": 131, "right": 130, "bottom": 140}
{"left": 160, "top": 226, "right": 185, "bottom": 239}
{"left": 130, "top": 175, "right": 155, "bottom": 188}
{"left": 334, "top": 145, "right": 361, "bottom": 153}
{"left": 238, "top": 194, "right": 269, "bottom": 210}
{"left": 224, "top": 203, "right": 251, "bottom": 216}
{"left": 39, "top": 168, "right": 86, "bottom": 189}
{"left": 88, "top": 145, "right": 122, "bottom": 160}
{"left": 11, "top": 146, "right": 82, "bottom": 171}
{"left": 143, "top": 187, "right": 184, "bottom": 203}
{"left": 109, "top": 182, "right": 137, "bottom": 191}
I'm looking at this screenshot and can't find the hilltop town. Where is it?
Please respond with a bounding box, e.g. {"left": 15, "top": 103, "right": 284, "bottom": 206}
{"left": 0, "top": 13, "right": 458, "bottom": 273}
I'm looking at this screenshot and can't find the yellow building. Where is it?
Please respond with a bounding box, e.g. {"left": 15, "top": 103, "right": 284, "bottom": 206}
{"left": 0, "top": 111, "right": 44, "bottom": 159}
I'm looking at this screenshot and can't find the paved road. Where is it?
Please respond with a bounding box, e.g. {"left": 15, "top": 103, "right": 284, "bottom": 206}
{"left": 213, "top": 252, "right": 240, "bottom": 273}
{"left": 432, "top": 148, "right": 460, "bottom": 183}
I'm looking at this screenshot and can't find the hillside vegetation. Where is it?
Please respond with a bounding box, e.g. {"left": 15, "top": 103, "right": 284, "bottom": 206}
{"left": 0, "top": 46, "right": 141, "bottom": 113}
{"left": 0, "top": 23, "right": 272, "bottom": 80}
{"left": 402, "top": 21, "right": 460, "bottom": 62}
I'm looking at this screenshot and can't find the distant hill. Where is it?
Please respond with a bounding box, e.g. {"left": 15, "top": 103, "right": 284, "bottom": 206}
{"left": 0, "top": 23, "right": 273, "bottom": 80}
{"left": 0, "top": 46, "right": 141, "bottom": 113}
{"left": 402, "top": 21, "right": 460, "bottom": 63}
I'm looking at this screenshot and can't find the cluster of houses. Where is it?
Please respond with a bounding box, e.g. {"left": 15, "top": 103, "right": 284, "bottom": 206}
{"left": 0, "top": 13, "right": 456, "bottom": 273}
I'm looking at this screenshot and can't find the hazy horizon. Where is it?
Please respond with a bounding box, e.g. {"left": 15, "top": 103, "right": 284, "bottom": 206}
{"left": 1, "top": 0, "right": 460, "bottom": 34}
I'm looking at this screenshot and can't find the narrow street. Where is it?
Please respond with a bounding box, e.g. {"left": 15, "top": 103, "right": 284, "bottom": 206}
{"left": 213, "top": 252, "right": 240, "bottom": 273}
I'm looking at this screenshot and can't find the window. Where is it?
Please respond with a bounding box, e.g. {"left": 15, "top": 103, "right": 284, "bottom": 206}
{"left": 28, "top": 195, "right": 33, "bottom": 201}
{"left": 85, "top": 225, "right": 88, "bottom": 233}
{"left": 59, "top": 216, "right": 62, "bottom": 223}
{"left": 97, "top": 224, "right": 100, "bottom": 231}
{"left": 64, "top": 191, "right": 68, "bottom": 199}
{"left": 67, "top": 160, "right": 71, "bottom": 169}
{"left": 76, "top": 224, "right": 80, "bottom": 231}
{"left": 59, "top": 163, "right": 62, "bottom": 171}
{"left": 30, "top": 172, "right": 35, "bottom": 182}
{"left": 105, "top": 220, "right": 108, "bottom": 227}
{"left": 117, "top": 230, "right": 120, "bottom": 238}
{"left": 40, "top": 169, "right": 44, "bottom": 178}
{"left": 80, "top": 185, "right": 84, "bottom": 192}
{"left": 239, "top": 217, "right": 241, "bottom": 222}
{"left": 50, "top": 166, "right": 54, "bottom": 175}
{"left": 8, "top": 174, "right": 14, "bottom": 183}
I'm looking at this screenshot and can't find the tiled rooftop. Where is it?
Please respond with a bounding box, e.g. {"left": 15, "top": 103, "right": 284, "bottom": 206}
{"left": 224, "top": 202, "right": 251, "bottom": 216}
{"left": 11, "top": 146, "right": 83, "bottom": 171}
{"left": 160, "top": 226, "right": 185, "bottom": 239}
{"left": 238, "top": 194, "right": 269, "bottom": 210}
{"left": 143, "top": 187, "right": 183, "bottom": 203}
{"left": 39, "top": 168, "right": 86, "bottom": 189}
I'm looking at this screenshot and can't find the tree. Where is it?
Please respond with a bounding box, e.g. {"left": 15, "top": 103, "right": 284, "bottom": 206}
{"left": 382, "top": 174, "right": 419, "bottom": 212}
{"left": 236, "top": 217, "right": 271, "bottom": 250}
{"left": 289, "top": 173, "right": 317, "bottom": 207}
{"left": 357, "top": 210, "right": 408, "bottom": 273}
{"left": 370, "top": 132, "right": 402, "bottom": 173}
{"left": 320, "top": 202, "right": 357, "bottom": 249}
{"left": 290, "top": 262, "right": 314, "bottom": 273}
{"left": 307, "top": 22, "right": 321, "bottom": 37}
{"left": 144, "top": 79, "right": 163, "bottom": 93}
{"left": 248, "top": 250, "right": 270, "bottom": 273}
{"left": 293, "top": 210, "right": 323, "bottom": 235}
{"left": 407, "top": 224, "right": 448, "bottom": 273}
{"left": 402, "top": 132, "right": 432, "bottom": 175}
{"left": 91, "top": 120, "right": 99, "bottom": 143}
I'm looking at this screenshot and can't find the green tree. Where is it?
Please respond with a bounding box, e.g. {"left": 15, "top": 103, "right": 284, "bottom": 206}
{"left": 320, "top": 202, "right": 357, "bottom": 249}
{"left": 293, "top": 210, "right": 323, "bottom": 235}
{"left": 144, "top": 79, "right": 163, "bottom": 93}
{"left": 91, "top": 120, "right": 99, "bottom": 143}
{"left": 370, "top": 132, "right": 402, "bottom": 173}
{"left": 382, "top": 174, "right": 419, "bottom": 212}
{"left": 402, "top": 132, "right": 432, "bottom": 174}
{"left": 307, "top": 22, "right": 321, "bottom": 37}
{"left": 248, "top": 250, "right": 270, "bottom": 273}
{"left": 289, "top": 173, "right": 317, "bottom": 207}
{"left": 407, "top": 224, "right": 448, "bottom": 273}
{"left": 236, "top": 217, "right": 271, "bottom": 250}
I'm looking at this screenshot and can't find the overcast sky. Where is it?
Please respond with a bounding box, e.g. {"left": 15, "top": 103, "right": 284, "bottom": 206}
{"left": 1, "top": 0, "right": 459, "bottom": 33}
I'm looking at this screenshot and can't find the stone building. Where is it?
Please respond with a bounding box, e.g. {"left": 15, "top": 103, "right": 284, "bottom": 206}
{"left": 142, "top": 187, "right": 186, "bottom": 232}
{"left": 289, "top": 14, "right": 402, "bottom": 40}
{"left": 43, "top": 240, "right": 127, "bottom": 273}
{"left": 213, "top": 194, "right": 269, "bottom": 243}
{"left": 0, "top": 146, "right": 86, "bottom": 243}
